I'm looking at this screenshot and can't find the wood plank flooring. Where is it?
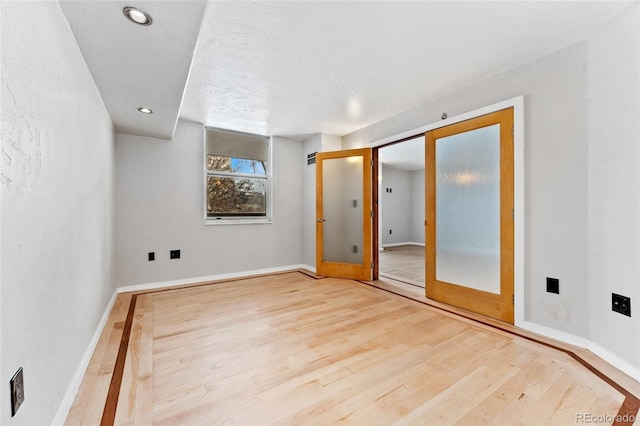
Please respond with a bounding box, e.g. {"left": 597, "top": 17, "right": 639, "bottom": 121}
{"left": 66, "top": 271, "right": 639, "bottom": 425}
{"left": 379, "top": 245, "right": 425, "bottom": 286}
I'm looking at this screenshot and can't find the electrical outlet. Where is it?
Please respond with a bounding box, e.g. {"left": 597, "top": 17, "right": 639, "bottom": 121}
{"left": 389, "top": 229, "right": 392, "bottom": 235}
{"left": 352, "top": 245, "right": 358, "bottom": 254}
{"left": 148, "top": 252, "right": 155, "bottom": 261}
{"left": 10, "top": 367, "right": 24, "bottom": 417}
{"left": 170, "top": 249, "right": 180, "bottom": 259}
{"left": 612, "top": 293, "right": 631, "bottom": 317}
{"left": 546, "top": 277, "right": 559, "bottom": 294}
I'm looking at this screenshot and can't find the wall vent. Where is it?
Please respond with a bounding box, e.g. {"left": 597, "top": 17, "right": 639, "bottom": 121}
{"left": 307, "top": 152, "right": 317, "bottom": 165}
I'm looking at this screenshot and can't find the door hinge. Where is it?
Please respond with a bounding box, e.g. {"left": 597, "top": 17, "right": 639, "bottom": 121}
{"left": 370, "top": 210, "right": 374, "bottom": 218}
{"left": 370, "top": 159, "right": 374, "bottom": 166}
{"left": 512, "top": 294, "right": 515, "bottom": 304}
{"left": 511, "top": 125, "right": 514, "bottom": 136}
{"left": 371, "top": 262, "right": 374, "bottom": 269}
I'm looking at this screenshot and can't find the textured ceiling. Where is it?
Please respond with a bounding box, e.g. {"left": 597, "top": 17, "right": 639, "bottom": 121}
{"left": 181, "top": 1, "right": 632, "bottom": 138}
{"left": 61, "top": 1, "right": 633, "bottom": 140}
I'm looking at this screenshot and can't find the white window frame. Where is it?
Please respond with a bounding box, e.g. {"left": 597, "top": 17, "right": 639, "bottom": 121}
{"left": 204, "top": 127, "right": 273, "bottom": 225}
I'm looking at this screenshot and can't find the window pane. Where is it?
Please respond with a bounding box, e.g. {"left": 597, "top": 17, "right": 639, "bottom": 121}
{"left": 207, "top": 176, "right": 266, "bottom": 217}
{"left": 207, "top": 155, "right": 266, "bottom": 175}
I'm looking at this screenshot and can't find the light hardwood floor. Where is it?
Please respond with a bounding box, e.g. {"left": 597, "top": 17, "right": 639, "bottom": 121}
{"left": 66, "top": 271, "right": 639, "bottom": 425}
{"left": 379, "top": 245, "right": 425, "bottom": 286}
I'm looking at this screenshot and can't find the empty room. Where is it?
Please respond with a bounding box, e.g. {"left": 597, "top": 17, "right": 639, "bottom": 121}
{"left": 2, "top": 1, "right": 640, "bottom": 425}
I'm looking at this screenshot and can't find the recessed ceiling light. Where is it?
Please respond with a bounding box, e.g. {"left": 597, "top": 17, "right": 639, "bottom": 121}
{"left": 123, "top": 6, "right": 152, "bottom": 26}
{"left": 138, "top": 107, "right": 153, "bottom": 114}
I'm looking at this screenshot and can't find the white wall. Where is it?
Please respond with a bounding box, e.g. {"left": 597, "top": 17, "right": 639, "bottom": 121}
{"left": 115, "top": 120, "right": 304, "bottom": 287}
{"left": 301, "top": 133, "right": 342, "bottom": 269}
{"left": 379, "top": 165, "right": 424, "bottom": 247}
{"left": 321, "top": 134, "right": 342, "bottom": 155}
{"left": 344, "top": 42, "right": 591, "bottom": 338}
{"left": 343, "top": 5, "right": 640, "bottom": 373}
{"left": 587, "top": 4, "right": 640, "bottom": 370}
{"left": 410, "top": 169, "right": 425, "bottom": 244}
{"left": 1, "top": 2, "right": 115, "bottom": 424}
{"left": 302, "top": 135, "right": 321, "bottom": 268}
{"left": 380, "top": 165, "right": 411, "bottom": 245}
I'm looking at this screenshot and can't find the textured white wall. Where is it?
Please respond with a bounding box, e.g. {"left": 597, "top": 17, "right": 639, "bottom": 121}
{"left": 378, "top": 166, "right": 425, "bottom": 246}
{"left": 344, "top": 42, "right": 591, "bottom": 338}
{"left": 410, "top": 169, "right": 425, "bottom": 244}
{"left": 587, "top": 4, "right": 640, "bottom": 369}
{"left": 301, "top": 133, "right": 342, "bottom": 269}
{"left": 115, "top": 121, "right": 304, "bottom": 287}
{"left": 344, "top": 9, "right": 640, "bottom": 372}
{"left": 302, "top": 134, "right": 322, "bottom": 268}
{"left": 1, "top": 2, "right": 115, "bottom": 424}
{"left": 380, "top": 165, "right": 411, "bottom": 245}
{"left": 322, "top": 134, "right": 342, "bottom": 153}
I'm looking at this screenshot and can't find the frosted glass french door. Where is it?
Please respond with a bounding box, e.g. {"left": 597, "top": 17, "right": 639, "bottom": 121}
{"left": 425, "top": 108, "right": 514, "bottom": 323}
{"left": 316, "top": 148, "right": 373, "bottom": 280}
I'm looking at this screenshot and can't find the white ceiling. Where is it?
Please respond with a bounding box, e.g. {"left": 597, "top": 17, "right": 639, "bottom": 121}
{"left": 60, "top": 0, "right": 207, "bottom": 140}
{"left": 61, "top": 1, "right": 633, "bottom": 140}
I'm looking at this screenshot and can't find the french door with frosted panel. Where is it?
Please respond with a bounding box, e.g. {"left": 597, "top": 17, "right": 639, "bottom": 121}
{"left": 316, "top": 148, "right": 373, "bottom": 280}
{"left": 425, "top": 108, "right": 514, "bottom": 323}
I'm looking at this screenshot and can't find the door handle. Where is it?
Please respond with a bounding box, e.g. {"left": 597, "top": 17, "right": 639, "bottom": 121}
{"left": 317, "top": 219, "right": 326, "bottom": 223}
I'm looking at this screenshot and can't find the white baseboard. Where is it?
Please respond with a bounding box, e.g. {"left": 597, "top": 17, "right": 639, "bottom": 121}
{"left": 588, "top": 341, "right": 640, "bottom": 381}
{"left": 124, "top": 265, "right": 638, "bottom": 382}
{"left": 519, "top": 320, "right": 640, "bottom": 382}
{"left": 116, "top": 264, "right": 309, "bottom": 294}
{"left": 518, "top": 320, "right": 589, "bottom": 348}
{"left": 301, "top": 264, "right": 316, "bottom": 273}
{"left": 382, "top": 242, "right": 409, "bottom": 248}
{"left": 381, "top": 242, "right": 425, "bottom": 248}
{"left": 53, "top": 269, "right": 640, "bottom": 425}
{"left": 53, "top": 265, "right": 310, "bottom": 424}
{"left": 52, "top": 292, "right": 118, "bottom": 426}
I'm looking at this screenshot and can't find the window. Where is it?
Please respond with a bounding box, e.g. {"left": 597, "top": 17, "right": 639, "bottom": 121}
{"left": 205, "top": 127, "right": 271, "bottom": 223}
